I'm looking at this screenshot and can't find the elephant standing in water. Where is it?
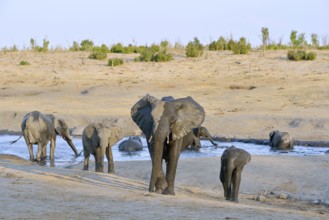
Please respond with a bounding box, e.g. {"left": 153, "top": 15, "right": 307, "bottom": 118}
{"left": 118, "top": 136, "right": 143, "bottom": 152}
{"left": 131, "top": 94, "right": 205, "bottom": 195}
{"left": 20, "top": 111, "right": 78, "bottom": 162}
{"left": 269, "top": 130, "right": 294, "bottom": 149}
{"left": 182, "top": 126, "right": 218, "bottom": 151}
{"left": 82, "top": 123, "right": 123, "bottom": 173}
{"left": 220, "top": 146, "right": 251, "bottom": 202}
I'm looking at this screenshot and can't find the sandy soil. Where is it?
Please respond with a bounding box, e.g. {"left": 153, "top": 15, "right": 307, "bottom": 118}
{"left": 0, "top": 50, "right": 329, "bottom": 219}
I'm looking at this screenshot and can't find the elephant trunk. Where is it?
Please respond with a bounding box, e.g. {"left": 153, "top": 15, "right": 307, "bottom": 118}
{"left": 202, "top": 129, "right": 218, "bottom": 146}
{"left": 66, "top": 138, "right": 79, "bottom": 156}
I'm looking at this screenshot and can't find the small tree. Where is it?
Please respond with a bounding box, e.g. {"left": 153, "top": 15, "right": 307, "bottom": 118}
{"left": 30, "top": 38, "right": 35, "bottom": 50}
{"left": 311, "top": 33, "right": 319, "bottom": 48}
{"left": 290, "top": 30, "right": 306, "bottom": 49}
{"left": 185, "top": 37, "right": 204, "bottom": 58}
{"left": 42, "top": 39, "right": 49, "bottom": 52}
{"left": 261, "top": 27, "right": 269, "bottom": 56}
{"left": 80, "top": 39, "right": 94, "bottom": 51}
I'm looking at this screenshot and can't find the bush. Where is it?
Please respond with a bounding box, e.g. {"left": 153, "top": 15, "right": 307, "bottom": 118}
{"left": 231, "top": 37, "right": 251, "bottom": 54}
{"left": 80, "top": 39, "right": 94, "bottom": 51}
{"left": 185, "top": 37, "right": 204, "bottom": 57}
{"left": 19, "top": 60, "right": 30, "bottom": 65}
{"left": 135, "top": 44, "right": 172, "bottom": 62}
{"left": 287, "top": 50, "right": 317, "bottom": 61}
{"left": 108, "top": 58, "right": 123, "bottom": 66}
{"left": 69, "top": 41, "right": 80, "bottom": 51}
{"left": 88, "top": 52, "right": 107, "bottom": 60}
{"left": 152, "top": 50, "right": 173, "bottom": 62}
{"left": 110, "top": 43, "right": 125, "bottom": 53}
{"left": 209, "top": 36, "right": 227, "bottom": 51}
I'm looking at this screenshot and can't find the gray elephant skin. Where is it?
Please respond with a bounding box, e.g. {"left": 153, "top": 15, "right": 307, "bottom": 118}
{"left": 131, "top": 94, "right": 205, "bottom": 195}
{"left": 20, "top": 111, "right": 78, "bottom": 162}
{"left": 269, "top": 130, "right": 294, "bottom": 149}
{"left": 220, "top": 146, "right": 251, "bottom": 202}
{"left": 118, "top": 136, "right": 143, "bottom": 152}
{"left": 182, "top": 126, "right": 218, "bottom": 151}
{"left": 82, "top": 123, "right": 123, "bottom": 173}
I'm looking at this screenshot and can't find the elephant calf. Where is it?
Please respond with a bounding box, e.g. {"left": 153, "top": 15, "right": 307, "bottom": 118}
{"left": 82, "top": 123, "right": 123, "bottom": 173}
{"left": 269, "top": 130, "right": 294, "bottom": 149}
{"left": 118, "top": 136, "right": 143, "bottom": 152}
{"left": 182, "top": 126, "right": 218, "bottom": 151}
{"left": 220, "top": 146, "right": 251, "bottom": 202}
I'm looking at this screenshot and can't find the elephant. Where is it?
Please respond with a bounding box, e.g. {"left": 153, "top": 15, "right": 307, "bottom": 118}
{"left": 131, "top": 94, "right": 205, "bottom": 195}
{"left": 220, "top": 146, "right": 251, "bottom": 202}
{"left": 82, "top": 123, "right": 123, "bottom": 173}
{"left": 269, "top": 130, "right": 294, "bottom": 149}
{"left": 20, "top": 111, "right": 78, "bottom": 162}
{"left": 118, "top": 136, "right": 143, "bottom": 152}
{"left": 182, "top": 126, "right": 218, "bottom": 151}
{"left": 161, "top": 96, "right": 217, "bottom": 151}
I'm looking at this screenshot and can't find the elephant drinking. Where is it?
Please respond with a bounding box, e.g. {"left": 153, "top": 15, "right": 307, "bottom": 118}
{"left": 20, "top": 111, "right": 78, "bottom": 162}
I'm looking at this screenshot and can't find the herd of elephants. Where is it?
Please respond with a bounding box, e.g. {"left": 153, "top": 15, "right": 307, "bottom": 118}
{"left": 11, "top": 94, "right": 294, "bottom": 202}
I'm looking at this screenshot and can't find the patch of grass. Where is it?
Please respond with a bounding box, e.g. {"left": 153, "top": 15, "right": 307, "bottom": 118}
{"left": 287, "top": 50, "right": 317, "bottom": 61}
{"left": 88, "top": 52, "right": 107, "bottom": 60}
{"left": 108, "top": 58, "right": 123, "bottom": 66}
{"left": 19, "top": 61, "right": 30, "bottom": 65}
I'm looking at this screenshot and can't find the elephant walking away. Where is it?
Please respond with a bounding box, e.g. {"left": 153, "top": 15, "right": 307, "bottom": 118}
{"left": 131, "top": 94, "right": 205, "bottom": 195}
{"left": 220, "top": 146, "right": 251, "bottom": 202}
{"left": 269, "top": 130, "right": 294, "bottom": 149}
{"left": 118, "top": 136, "right": 143, "bottom": 152}
{"left": 82, "top": 123, "right": 123, "bottom": 173}
{"left": 182, "top": 126, "right": 218, "bottom": 151}
{"left": 19, "top": 111, "right": 78, "bottom": 162}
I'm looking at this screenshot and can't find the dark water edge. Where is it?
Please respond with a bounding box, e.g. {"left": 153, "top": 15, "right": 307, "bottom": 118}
{"left": 214, "top": 136, "right": 329, "bottom": 148}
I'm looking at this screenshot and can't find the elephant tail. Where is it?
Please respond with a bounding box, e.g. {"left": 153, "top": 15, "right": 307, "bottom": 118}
{"left": 10, "top": 135, "right": 23, "bottom": 145}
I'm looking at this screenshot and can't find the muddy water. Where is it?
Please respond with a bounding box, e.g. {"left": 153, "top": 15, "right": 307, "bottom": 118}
{"left": 0, "top": 135, "right": 328, "bottom": 168}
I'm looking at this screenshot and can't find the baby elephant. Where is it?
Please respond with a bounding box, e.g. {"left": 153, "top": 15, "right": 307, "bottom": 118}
{"left": 220, "top": 146, "right": 251, "bottom": 202}
{"left": 82, "top": 123, "right": 123, "bottom": 173}
{"left": 269, "top": 130, "right": 294, "bottom": 149}
{"left": 118, "top": 136, "right": 143, "bottom": 152}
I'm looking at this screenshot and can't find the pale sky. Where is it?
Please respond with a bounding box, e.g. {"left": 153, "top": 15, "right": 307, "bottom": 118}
{"left": 1, "top": 0, "right": 328, "bottom": 49}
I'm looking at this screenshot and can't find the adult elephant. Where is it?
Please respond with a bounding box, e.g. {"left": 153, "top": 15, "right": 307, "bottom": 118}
{"left": 20, "top": 111, "right": 78, "bottom": 162}
{"left": 182, "top": 126, "right": 218, "bottom": 151}
{"left": 118, "top": 136, "right": 143, "bottom": 152}
{"left": 131, "top": 94, "right": 205, "bottom": 195}
{"left": 269, "top": 130, "right": 294, "bottom": 149}
{"left": 82, "top": 123, "right": 123, "bottom": 173}
{"left": 220, "top": 146, "right": 251, "bottom": 202}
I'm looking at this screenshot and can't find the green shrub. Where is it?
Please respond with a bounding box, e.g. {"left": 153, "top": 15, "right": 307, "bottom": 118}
{"left": 231, "top": 37, "right": 251, "bottom": 54}
{"left": 110, "top": 43, "right": 125, "bottom": 53}
{"left": 88, "top": 52, "right": 107, "bottom": 60}
{"left": 185, "top": 37, "right": 204, "bottom": 57}
{"left": 108, "top": 58, "right": 123, "bottom": 66}
{"left": 93, "top": 44, "right": 110, "bottom": 53}
{"left": 152, "top": 50, "right": 173, "bottom": 62}
{"left": 80, "top": 39, "right": 94, "bottom": 51}
{"left": 19, "top": 60, "right": 30, "bottom": 65}
{"left": 69, "top": 41, "right": 80, "bottom": 51}
{"left": 209, "top": 36, "right": 227, "bottom": 51}
{"left": 287, "top": 50, "right": 317, "bottom": 61}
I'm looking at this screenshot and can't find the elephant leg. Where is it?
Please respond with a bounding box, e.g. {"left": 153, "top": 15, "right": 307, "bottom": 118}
{"left": 83, "top": 150, "right": 90, "bottom": 171}
{"left": 95, "top": 147, "right": 104, "bottom": 172}
{"left": 50, "top": 138, "right": 56, "bottom": 160}
{"left": 231, "top": 167, "right": 243, "bottom": 202}
{"left": 221, "top": 161, "right": 233, "bottom": 201}
{"left": 36, "top": 143, "right": 43, "bottom": 162}
{"left": 162, "top": 139, "right": 183, "bottom": 195}
{"left": 27, "top": 143, "right": 34, "bottom": 161}
{"left": 42, "top": 144, "right": 47, "bottom": 160}
{"left": 106, "top": 147, "right": 115, "bottom": 174}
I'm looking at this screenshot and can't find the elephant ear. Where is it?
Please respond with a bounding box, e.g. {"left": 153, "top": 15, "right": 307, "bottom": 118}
{"left": 131, "top": 94, "right": 165, "bottom": 141}
{"left": 170, "top": 96, "right": 205, "bottom": 141}
{"left": 55, "top": 118, "right": 70, "bottom": 139}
